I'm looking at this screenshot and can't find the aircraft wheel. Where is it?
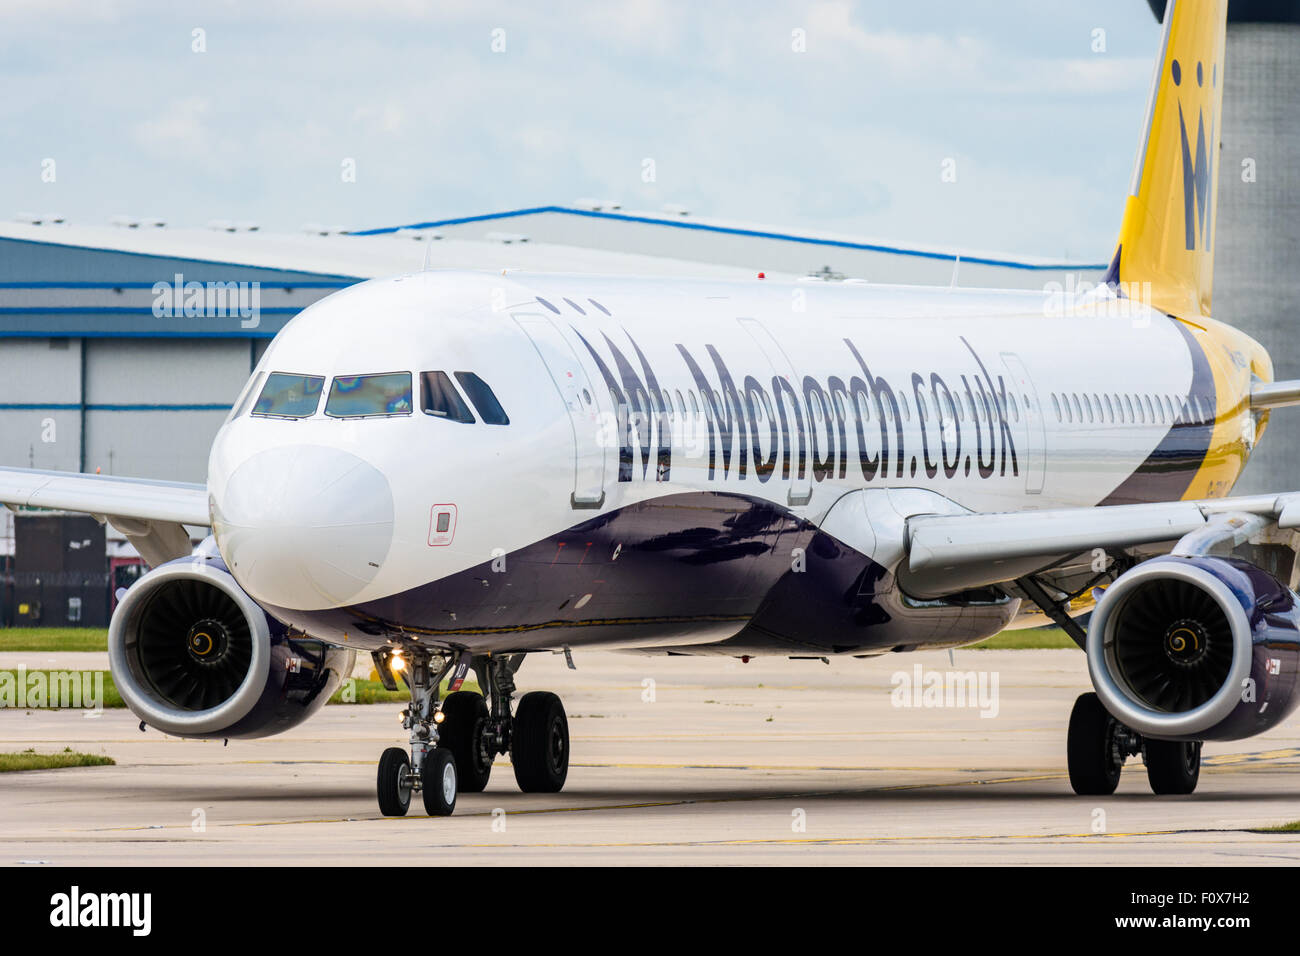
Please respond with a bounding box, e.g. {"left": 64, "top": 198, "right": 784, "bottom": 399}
{"left": 377, "top": 747, "right": 412, "bottom": 816}
{"left": 1067, "top": 692, "right": 1124, "bottom": 795}
{"left": 422, "top": 748, "right": 458, "bottom": 816}
{"left": 512, "top": 691, "right": 569, "bottom": 793}
{"left": 1145, "top": 739, "right": 1201, "bottom": 795}
{"left": 440, "top": 691, "right": 493, "bottom": 792}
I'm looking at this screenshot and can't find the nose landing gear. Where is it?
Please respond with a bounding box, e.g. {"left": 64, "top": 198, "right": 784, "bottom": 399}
{"left": 373, "top": 647, "right": 458, "bottom": 817}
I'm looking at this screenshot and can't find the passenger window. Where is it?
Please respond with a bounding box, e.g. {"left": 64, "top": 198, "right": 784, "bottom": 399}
{"left": 453, "top": 372, "right": 509, "bottom": 425}
{"left": 327, "top": 372, "right": 413, "bottom": 418}
{"left": 253, "top": 372, "right": 325, "bottom": 419}
{"left": 419, "top": 372, "right": 474, "bottom": 423}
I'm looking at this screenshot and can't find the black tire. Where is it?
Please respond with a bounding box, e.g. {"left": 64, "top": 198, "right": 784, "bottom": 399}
{"left": 440, "top": 691, "right": 493, "bottom": 792}
{"left": 512, "top": 691, "right": 569, "bottom": 793}
{"left": 377, "top": 746, "right": 412, "bottom": 816}
{"left": 1145, "top": 739, "right": 1201, "bottom": 795}
{"left": 422, "top": 748, "right": 458, "bottom": 816}
{"left": 1067, "top": 692, "right": 1123, "bottom": 795}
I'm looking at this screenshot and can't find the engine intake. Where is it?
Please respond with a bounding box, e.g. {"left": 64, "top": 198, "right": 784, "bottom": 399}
{"left": 1088, "top": 555, "right": 1300, "bottom": 740}
{"left": 109, "top": 550, "right": 354, "bottom": 739}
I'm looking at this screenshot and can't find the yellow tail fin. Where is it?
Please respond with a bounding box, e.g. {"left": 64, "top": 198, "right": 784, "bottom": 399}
{"left": 1109, "top": 0, "right": 1228, "bottom": 319}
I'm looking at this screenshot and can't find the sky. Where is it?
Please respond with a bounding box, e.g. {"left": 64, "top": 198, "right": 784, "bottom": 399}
{"left": 0, "top": 0, "right": 1163, "bottom": 260}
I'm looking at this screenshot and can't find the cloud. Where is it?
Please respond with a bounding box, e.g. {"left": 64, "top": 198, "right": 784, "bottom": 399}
{"left": 0, "top": 0, "right": 1158, "bottom": 258}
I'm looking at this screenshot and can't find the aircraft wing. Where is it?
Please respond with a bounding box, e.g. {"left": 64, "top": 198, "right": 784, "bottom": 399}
{"left": 902, "top": 492, "right": 1300, "bottom": 599}
{"left": 0, "top": 467, "right": 209, "bottom": 565}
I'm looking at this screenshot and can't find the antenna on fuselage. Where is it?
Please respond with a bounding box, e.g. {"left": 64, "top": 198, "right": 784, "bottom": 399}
{"left": 422, "top": 240, "right": 435, "bottom": 272}
{"left": 948, "top": 254, "right": 961, "bottom": 290}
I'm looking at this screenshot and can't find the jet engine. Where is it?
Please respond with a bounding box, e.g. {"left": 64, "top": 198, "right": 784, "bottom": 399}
{"left": 108, "top": 549, "right": 355, "bottom": 738}
{"left": 1087, "top": 555, "right": 1300, "bottom": 741}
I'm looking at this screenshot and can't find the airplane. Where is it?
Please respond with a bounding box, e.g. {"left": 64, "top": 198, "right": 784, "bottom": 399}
{"left": 3, "top": 0, "right": 1298, "bottom": 817}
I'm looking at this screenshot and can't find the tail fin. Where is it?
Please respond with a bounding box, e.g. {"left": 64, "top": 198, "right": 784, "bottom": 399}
{"left": 1108, "top": 0, "right": 1228, "bottom": 319}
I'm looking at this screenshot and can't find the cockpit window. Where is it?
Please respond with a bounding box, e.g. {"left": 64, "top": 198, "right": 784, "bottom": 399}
{"left": 420, "top": 371, "right": 475, "bottom": 423}
{"left": 325, "top": 372, "right": 413, "bottom": 418}
{"left": 228, "top": 371, "right": 266, "bottom": 423}
{"left": 252, "top": 372, "right": 324, "bottom": 419}
{"left": 454, "top": 372, "right": 510, "bottom": 425}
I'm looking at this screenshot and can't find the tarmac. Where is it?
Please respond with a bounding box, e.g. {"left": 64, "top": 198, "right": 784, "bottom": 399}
{"left": 2, "top": 647, "right": 1299, "bottom": 865}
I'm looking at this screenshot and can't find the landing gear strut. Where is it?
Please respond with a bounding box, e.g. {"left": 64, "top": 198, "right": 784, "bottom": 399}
{"left": 1066, "top": 692, "right": 1202, "bottom": 795}
{"left": 373, "top": 647, "right": 458, "bottom": 817}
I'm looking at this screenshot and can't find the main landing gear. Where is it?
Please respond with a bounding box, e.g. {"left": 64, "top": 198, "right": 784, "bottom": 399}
{"left": 372, "top": 648, "right": 570, "bottom": 817}
{"left": 1067, "top": 692, "right": 1202, "bottom": 796}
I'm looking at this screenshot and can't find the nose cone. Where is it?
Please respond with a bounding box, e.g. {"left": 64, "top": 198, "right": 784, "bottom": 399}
{"left": 213, "top": 445, "right": 394, "bottom": 610}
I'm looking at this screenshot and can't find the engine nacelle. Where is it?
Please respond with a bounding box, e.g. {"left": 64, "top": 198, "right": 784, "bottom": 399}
{"left": 1088, "top": 555, "right": 1300, "bottom": 741}
{"left": 108, "top": 549, "right": 355, "bottom": 739}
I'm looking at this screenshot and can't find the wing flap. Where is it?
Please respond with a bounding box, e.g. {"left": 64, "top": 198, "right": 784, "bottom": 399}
{"left": 905, "top": 493, "right": 1300, "bottom": 596}
{"left": 908, "top": 501, "right": 1207, "bottom": 573}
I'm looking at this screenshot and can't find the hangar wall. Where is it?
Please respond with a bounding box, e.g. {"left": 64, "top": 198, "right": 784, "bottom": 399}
{"left": 1216, "top": 21, "right": 1300, "bottom": 494}
{"left": 0, "top": 235, "right": 350, "bottom": 484}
